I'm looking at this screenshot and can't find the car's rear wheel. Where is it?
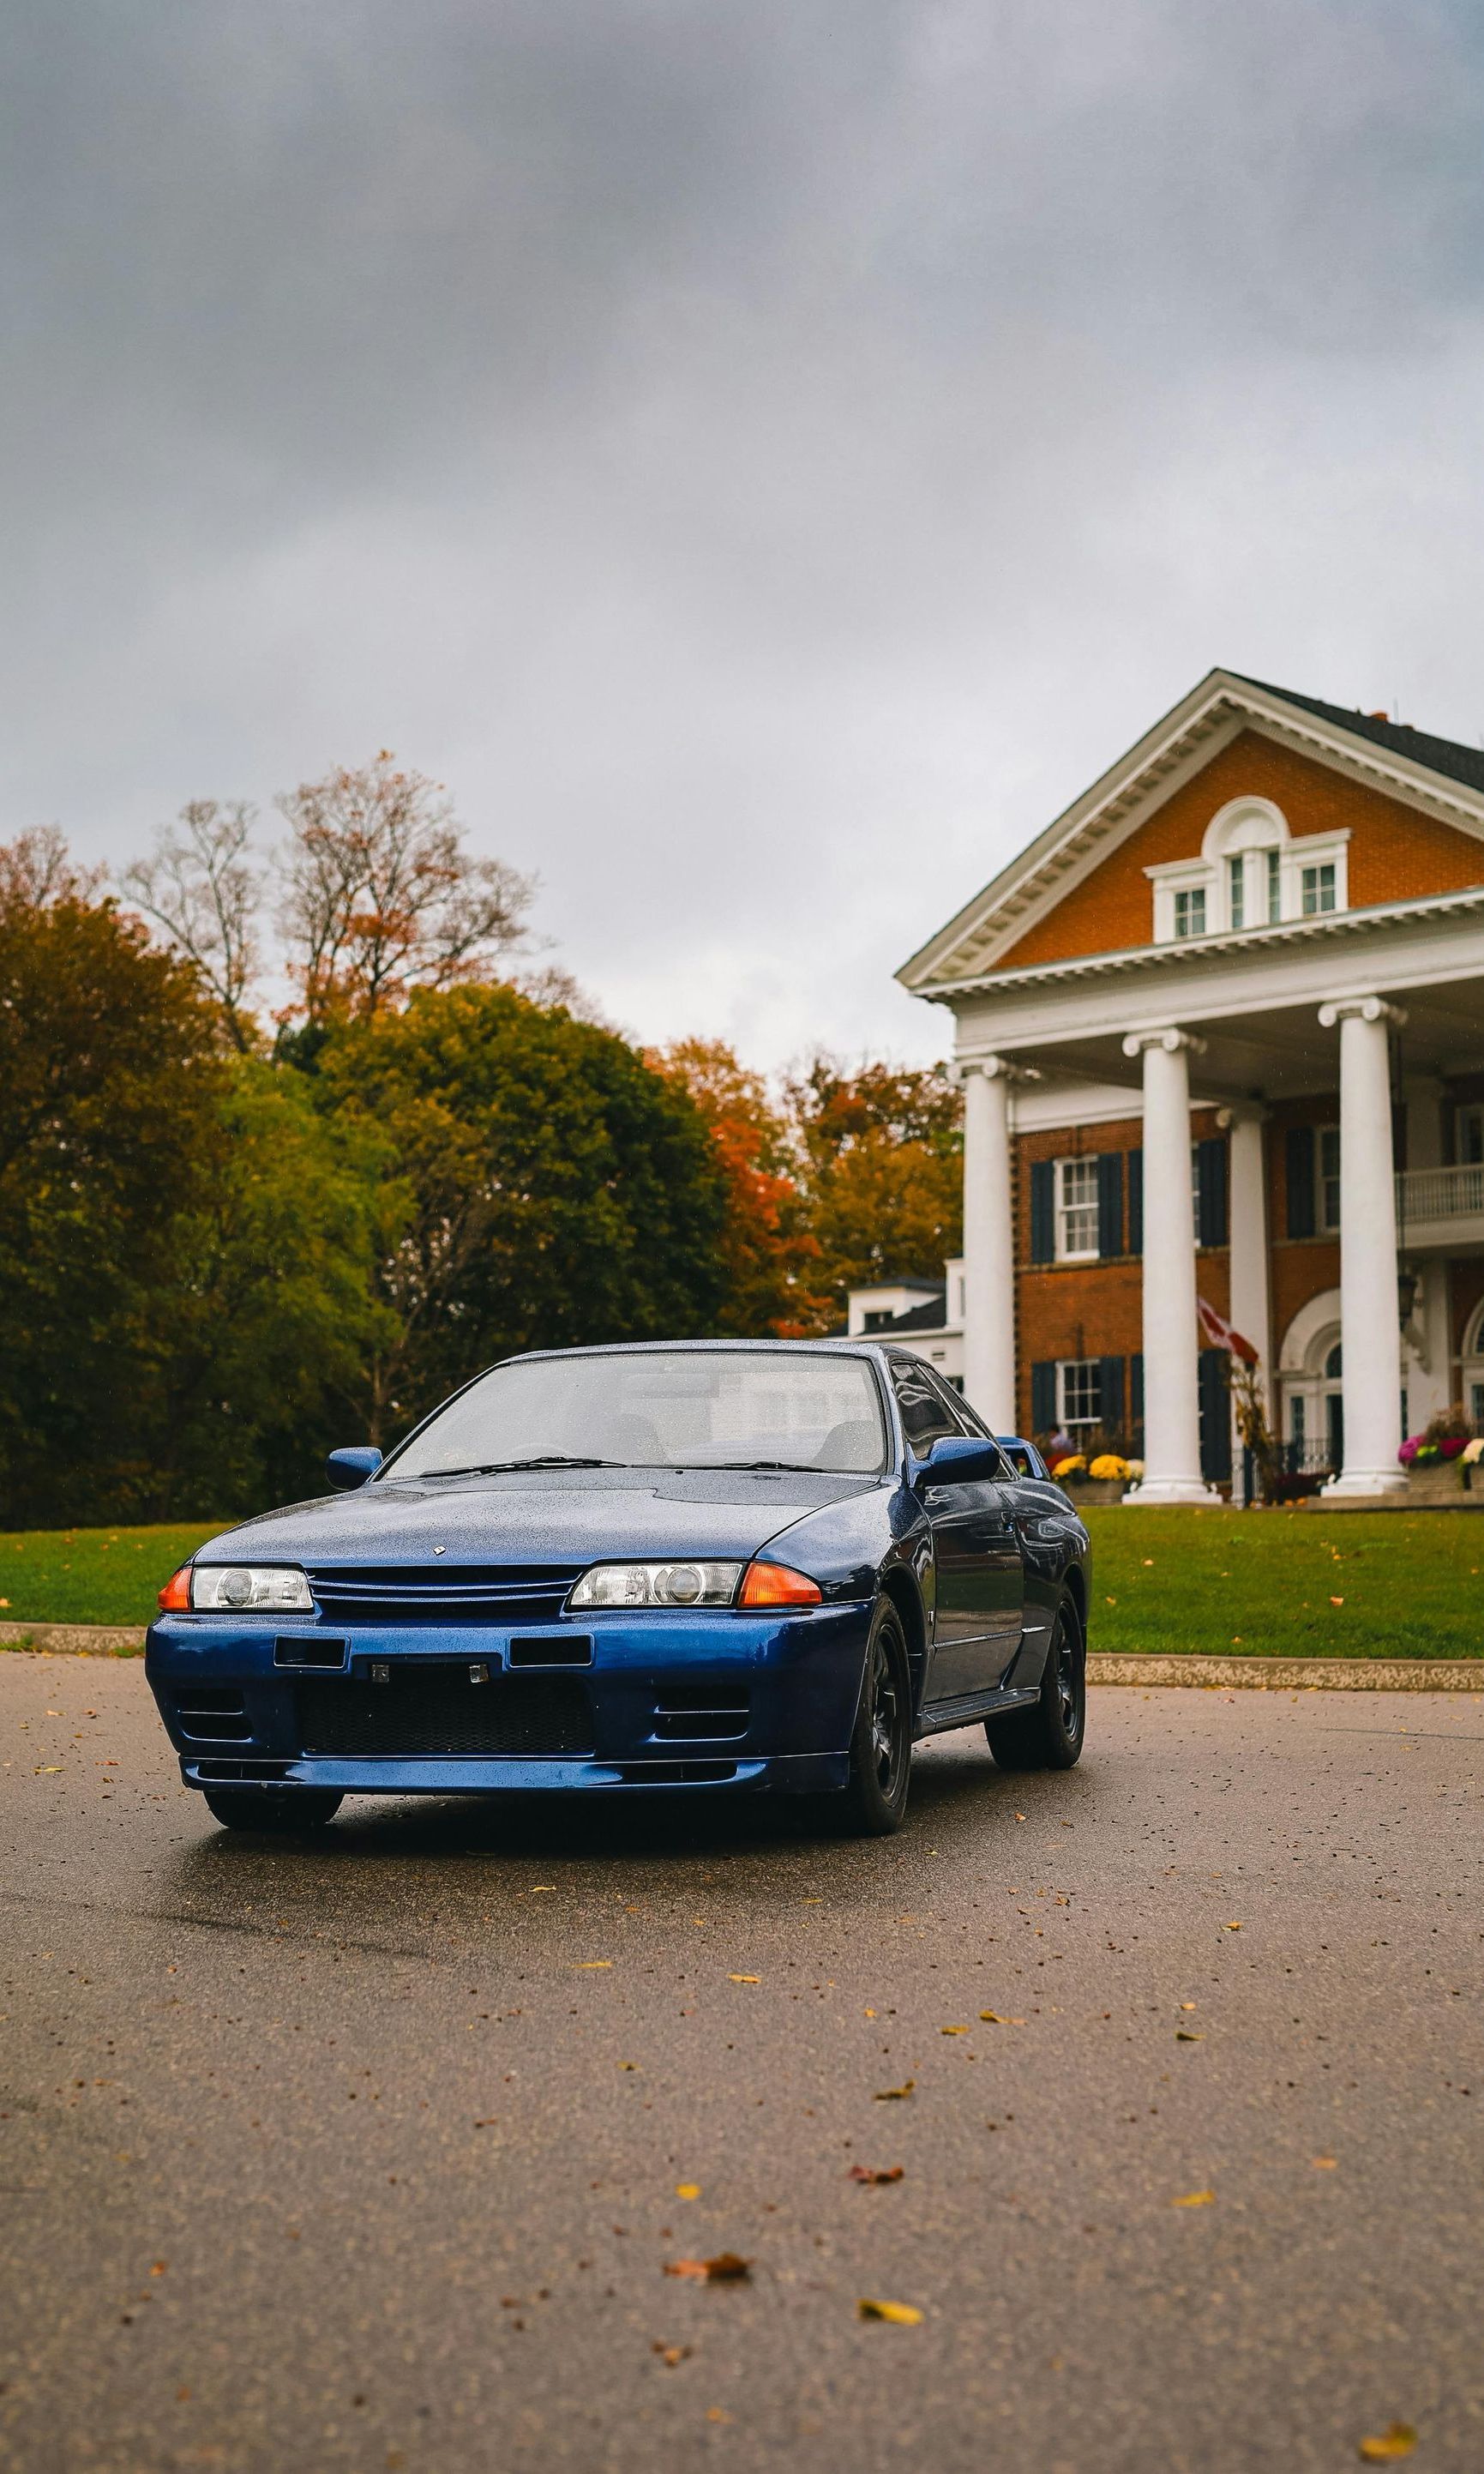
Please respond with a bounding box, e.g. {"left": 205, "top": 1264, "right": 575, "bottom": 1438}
{"left": 835, "top": 1601, "right": 913, "bottom": 1835}
{"left": 985, "top": 1599, "right": 1085, "bottom": 1773}
{"left": 201, "top": 1789, "right": 344, "bottom": 1833}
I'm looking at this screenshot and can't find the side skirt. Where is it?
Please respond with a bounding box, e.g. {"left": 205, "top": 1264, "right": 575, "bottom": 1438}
{"left": 914, "top": 1682, "right": 1040, "bottom": 1742}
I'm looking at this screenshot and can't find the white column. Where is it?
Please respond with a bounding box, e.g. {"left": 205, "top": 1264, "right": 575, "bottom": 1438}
{"left": 1319, "top": 996, "right": 1409, "bottom": 1496}
{"left": 959, "top": 1057, "right": 1017, "bottom": 1432}
{"left": 1223, "top": 1107, "right": 1271, "bottom": 1504}
{"left": 1121, "top": 1028, "right": 1221, "bottom": 1505}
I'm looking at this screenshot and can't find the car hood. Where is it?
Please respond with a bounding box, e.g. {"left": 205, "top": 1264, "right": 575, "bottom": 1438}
{"left": 196, "top": 1466, "right": 886, "bottom": 1570}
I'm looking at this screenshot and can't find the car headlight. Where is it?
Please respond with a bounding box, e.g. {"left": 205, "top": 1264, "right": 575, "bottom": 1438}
{"left": 190, "top": 1565, "right": 315, "bottom": 1612}
{"left": 568, "top": 1561, "right": 743, "bottom": 1610}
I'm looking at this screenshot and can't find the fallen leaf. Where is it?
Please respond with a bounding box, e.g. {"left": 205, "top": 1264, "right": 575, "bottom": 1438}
{"left": 1313, "top": 2156, "right": 1338, "bottom": 2170}
{"left": 979, "top": 2011, "right": 1025, "bottom": 2026}
{"left": 1173, "top": 2189, "right": 1216, "bottom": 2207}
{"left": 1357, "top": 2425, "right": 1416, "bottom": 2463}
{"left": 1331, "top": 1596, "right": 1345, "bottom": 1606}
{"left": 676, "top": 2183, "right": 700, "bottom": 2200}
{"left": 617, "top": 2062, "right": 640, "bottom": 2072}
{"left": 848, "top": 2164, "right": 904, "bottom": 2185}
{"left": 873, "top": 2080, "right": 915, "bottom": 2101}
{"left": 576, "top": 1960, "right": 613, "bottom": 1970}
{"left": 728, "top": 1974, "right": 760, "bottom": 1984}
{"left": 940, "top": 2025, "right": 970, "bottom": 2036}
{"left": 36, "top": 1765, "right": 63, "bottom": 1774}
{"left": 857, "top": 2297, "right": 923, "bottom": 2325}
{"left": 652, "top": 2343, "right": 692, "bottom": 2367}
{"left": 1175, "top": 2030, "right": 1205, "bottom": 2042}
{"left": 1179, "top": 2002, "right": 1198, "bottom": 2012}
{"left": 706, "top": 2408, "right": 732, "bottom": 2423}
{"left": 1014, "top": 1811, "right": 1027, "bottom": 1821}
{"left": 150, "top": 2261, "right": 168, "bottom": 2276}
{"left": 1225, "top": 1922, "right": 1243, "bottom": 1932}
{"left": 473, "top": 2117, "right": 498, "bottom": 2128}
{"left": 664, "top": 2253, "right": 751, "bottom": 2283}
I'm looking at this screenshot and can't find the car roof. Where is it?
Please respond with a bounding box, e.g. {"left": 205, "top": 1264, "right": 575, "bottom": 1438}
{"left": 498, "top": 1338, "right": 892, "bottom": 1365}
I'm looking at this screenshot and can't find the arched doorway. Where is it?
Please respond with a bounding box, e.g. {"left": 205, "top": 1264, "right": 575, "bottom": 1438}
{"left": 1277, "top": 1291, "right": 1343, "bottom": 1477}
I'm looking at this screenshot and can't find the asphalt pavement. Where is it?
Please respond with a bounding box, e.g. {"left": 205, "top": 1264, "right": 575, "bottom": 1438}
{"left": 2, "top": 1653, "right": 1481, "bottom": 2473}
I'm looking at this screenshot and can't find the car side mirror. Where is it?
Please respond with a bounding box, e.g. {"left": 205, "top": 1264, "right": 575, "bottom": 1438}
{"left": 326, "top": 1446, "right": 383, "bottom": 1491}
{"left": 915, "top": 1433, "right": 1004, "bottom": 1486}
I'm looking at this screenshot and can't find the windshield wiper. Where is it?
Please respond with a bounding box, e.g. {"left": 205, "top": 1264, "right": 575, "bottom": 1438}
{"left": 424, "top": 1455, "right": 629, "bottom": 1477}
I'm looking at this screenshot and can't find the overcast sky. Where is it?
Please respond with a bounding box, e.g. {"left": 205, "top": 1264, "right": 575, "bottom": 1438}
{"left": 6, "top": 1, "right": 1484, "bottom": 1066}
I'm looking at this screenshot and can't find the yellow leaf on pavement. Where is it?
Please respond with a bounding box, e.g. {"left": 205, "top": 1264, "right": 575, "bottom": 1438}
{"left": 1173, "top": 2189, "right": 1215, "bottom": 2207}
{"left": 728, "top": 1974, "right": 760, "bottom": 1984}
{"left": 979, "top": 2012, "right": 1025, "bottom": 2026}
{"left": 676, "top": 2184, "right": 700, "bottom": 2200}
{"left": 874, "top": 2080, "right": 915, "bottom": 2101}
{"left": 940, "top": 2025, "right": 970, "bottom": 2036}
{"left": 576, "top": 1960, "right": 612, "bottom": 1970}
{"left": 857, "top": 2298, "right": 923, "bottom": 2326}
{"left": 1357, "top": 2425, "right": 1416, "bottom": 2462}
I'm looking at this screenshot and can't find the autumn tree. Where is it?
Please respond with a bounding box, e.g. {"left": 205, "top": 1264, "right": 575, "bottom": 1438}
{"left": 316, "top": 984, "right": 729, "bottom": 1444}
{"left": 277, "top": 753, "right": 534, "bottom": 1025}
{"left": 119, "top": 799, "right": 263, "bottom": 1052}
{"left": 784, "top": 1056, "right": 963, "bottom": 1322}
{"left": 650, "top": 1038, "right": 823, "bottom": 1334}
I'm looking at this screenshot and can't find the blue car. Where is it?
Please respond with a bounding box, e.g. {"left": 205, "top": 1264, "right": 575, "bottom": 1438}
{"left": 147, "top": 1341, "right": 1090, "bottom": 1839}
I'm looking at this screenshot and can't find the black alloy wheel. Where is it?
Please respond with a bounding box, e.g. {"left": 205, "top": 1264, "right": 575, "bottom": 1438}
{"left": 201, "top": 1788, "right": 344, "bottom": 1833}
{"left": 836, "top": 1600, "right": 913, "bottom": 1835}
{"left": 985, "top": 1599, "right": 1085, "bottom": 1773}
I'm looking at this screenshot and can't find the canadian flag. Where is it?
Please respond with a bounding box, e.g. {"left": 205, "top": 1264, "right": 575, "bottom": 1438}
{"left": 1197, "top": 1296, "right": 1259, "bottom": 1364}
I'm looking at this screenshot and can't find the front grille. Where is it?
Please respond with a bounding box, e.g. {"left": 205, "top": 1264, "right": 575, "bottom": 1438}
{"left": 305, "top": 1563, "right": 584, "bottom": 1625}
{"left": 295, "top": 1671, "right": 592, "bottom": 1757}
{"left": 652, "top": 1686, "right": 750, "bottom": 1743}
{"left": 174, "top": 1687, "right": 251, "bottom": 1743}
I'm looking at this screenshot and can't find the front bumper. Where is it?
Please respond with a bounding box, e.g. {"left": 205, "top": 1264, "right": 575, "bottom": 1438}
{"left": 146, "top": 1603, "right": 871, "bottom": 1798}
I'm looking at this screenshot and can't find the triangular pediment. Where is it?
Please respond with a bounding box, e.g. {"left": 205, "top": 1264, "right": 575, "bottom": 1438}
{"left": 898, "top": 670, "right": 1484, "bottom": 994}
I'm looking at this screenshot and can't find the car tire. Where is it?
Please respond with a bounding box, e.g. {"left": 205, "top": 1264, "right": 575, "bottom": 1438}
{"left": 201, "top": 1789, "right": 344, "bottom": 1833}
{"left": 985, "top": 1599, "right": 1085, "bottom": 1773}
{"left": 835, "top": 1600, "right": 913, "bottom": 1836}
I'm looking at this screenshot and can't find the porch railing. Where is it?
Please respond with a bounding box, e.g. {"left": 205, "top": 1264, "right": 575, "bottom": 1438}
{"left": 1396, "top": 1162, "right": 1484, "bottom": 1223}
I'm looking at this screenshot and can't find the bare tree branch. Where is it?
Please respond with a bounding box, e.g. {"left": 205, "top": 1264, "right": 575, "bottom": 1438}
{"left": 119, "top": 801, "right": 263, "bottom": 1052}
{"left": 275, "top": 752, "right": 534, "bottom": 1024}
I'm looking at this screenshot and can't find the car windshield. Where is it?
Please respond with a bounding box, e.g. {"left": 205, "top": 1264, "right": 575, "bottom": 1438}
{"left": 384, "top": 1350, "right": 888, "bottom": 1480}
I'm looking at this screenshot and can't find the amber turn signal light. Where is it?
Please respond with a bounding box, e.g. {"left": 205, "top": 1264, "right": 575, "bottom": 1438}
{"left": 738, "top": 1560, "right": 822, "bottom": 1609}
{"left": 157, "top": 1564, "right": 192, "bottom": 1613}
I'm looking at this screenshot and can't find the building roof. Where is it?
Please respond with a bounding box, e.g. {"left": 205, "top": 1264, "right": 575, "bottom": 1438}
{"left": 1232, "top": 677, "right": 1484, "bottom": 800}
{"left": 897, "top": 668, "right": 1484, "bottom": 996}
{"left": 875, "top": 1290, "right": 949, "bottom": 1333}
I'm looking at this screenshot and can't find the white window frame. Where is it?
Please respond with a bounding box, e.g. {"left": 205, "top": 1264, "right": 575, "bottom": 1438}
{"left": 1054, "top": 1157, "right": 1101, "bottom": 1263}
{"left": 1146, "top": 801, "right": 1349, "bottom": 945}
{"left": 1057, "top": 1358, "right": 1102, "bottom": 1428}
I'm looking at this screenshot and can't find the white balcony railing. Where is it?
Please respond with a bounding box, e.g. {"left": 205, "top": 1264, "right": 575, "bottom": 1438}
{"left": 1396, "top": 1163, "right": 1484, "bottom": 1224}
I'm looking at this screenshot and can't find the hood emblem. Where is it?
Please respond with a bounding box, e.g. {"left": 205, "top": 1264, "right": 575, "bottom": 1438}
{"left": 433, "top": 1544, "right": 446, "bottom": 1556}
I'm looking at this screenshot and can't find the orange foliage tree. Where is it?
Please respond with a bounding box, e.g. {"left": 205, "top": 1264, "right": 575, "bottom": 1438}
{"left": 649, "top": 1039, "right": 826, "bottom": 1336}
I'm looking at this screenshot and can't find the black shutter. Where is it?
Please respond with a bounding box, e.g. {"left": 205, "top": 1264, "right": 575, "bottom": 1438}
{"left": 1196, "top": 1135, "right": 1229, "bottom": 1248}
{"left": 1030, "top": 1361, "right": 1056, "bottom": 1434}
{"left": 1098, "top": 1354, "right": 1125, "bottom": 1434}
{"left": 1096, "top": 1152, "right": 1123, "bottom": 1257}
{"left": 1199, "top": 1348, "right": 1232, "bottom": 1484}
{"left": 1131, "top": 1352, "right": 1144, "bottom": 1425}
{"left": 1030, "top": 1159, "right": 1056, "bottom": 1263}
{"left": 1127, "top": 1149, "right": 1143, "bottom": 1255}
{"left": 1285, "top": 1125, "right": 1316, "bottom": 1238}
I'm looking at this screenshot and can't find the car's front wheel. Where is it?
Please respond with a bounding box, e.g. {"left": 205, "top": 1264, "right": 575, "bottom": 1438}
{"left": 835, "top": 1600, "right": 913, "bottom": 1835}
{"left": 985, "top": 1599, "right": 1085, "bottom": 1772}
{"left": 201, "top": 1789, "right": 344, "bottom": 1833}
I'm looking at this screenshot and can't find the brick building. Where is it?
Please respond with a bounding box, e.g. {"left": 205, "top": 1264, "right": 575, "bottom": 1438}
{"left": 892, "top": 670, "right": 1484, "bottom": 1502}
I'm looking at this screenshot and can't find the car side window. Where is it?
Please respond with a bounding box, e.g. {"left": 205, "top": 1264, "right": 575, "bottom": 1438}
{"left": 888, "top": 1360, "right": 962, "bottom": 1454}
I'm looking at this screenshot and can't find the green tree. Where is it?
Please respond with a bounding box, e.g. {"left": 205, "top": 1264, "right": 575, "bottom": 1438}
{"left": 784, "top": 1057, "right": 963, "bottom": 1325}
{"left": 141, "top": 1059, "right": 394, "bottom": 1514}
{"left": 318, "top": 984, "right": 729, "bottom": 1442}
{"left": 0, "top": 831, "right": 229, "bottom": 1521}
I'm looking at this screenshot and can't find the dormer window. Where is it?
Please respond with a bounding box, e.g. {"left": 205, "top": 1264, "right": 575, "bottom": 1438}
{"left": 1146, "top": 799, "right": 1349, "bottom": 945}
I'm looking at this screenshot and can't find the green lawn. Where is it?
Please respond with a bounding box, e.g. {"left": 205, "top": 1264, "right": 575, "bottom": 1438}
{"left": 0, "top": 1524, "right": 220, "bottom": 1630}
{"left": 0, "top": 1508, "right": 1481, "bottom": 1660}
{"left": 1082, "top": 1507, "right": 1484, "bottom": 1659}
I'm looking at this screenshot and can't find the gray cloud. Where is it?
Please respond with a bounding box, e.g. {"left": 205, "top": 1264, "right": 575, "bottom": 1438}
{"left": 4, "top": 0, "right": 1483, "bottom": 1062}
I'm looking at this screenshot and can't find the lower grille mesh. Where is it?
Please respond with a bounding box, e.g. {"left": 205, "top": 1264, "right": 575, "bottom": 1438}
{"left": 295, "top": 1673, "right": 592, "bottom": 1758}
